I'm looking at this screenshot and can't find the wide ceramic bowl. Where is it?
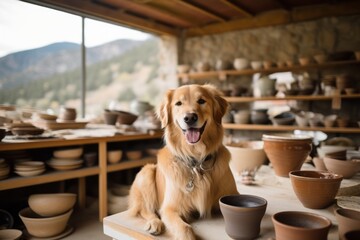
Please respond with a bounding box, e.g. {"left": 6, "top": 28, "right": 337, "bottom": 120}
{"left": 263, "top": 134, "right": 313, "bottom": 177}
{"left": 289, "top": 170, "right": 343, "bottom": 209}
{"left": 19, "top": 208, "right": 72, "bottom": 238}
{"left": 335, "top": 208, "right": 360, "bottom": 240}
{"left": 125, "top": 150, "right": 143, "bottom": 160}
{"left": 317, "top": 146, "right": 355, "bottom": 158}
{"left": 219, "top": 194, "right": 267, "bottom": 240}
{"left": 107, "top": 150, "right": 123, "bottom": 164}
{"left": 53, "top": 147, "right": 83, "bottom": 159}
{"left": 28, "top": 193, "right": 76, "bottom": 217}
{"left": 226, "top": 141, "right": 267, "bottom": 174}
{"left": 323, "top": 157, "right": 360, "bottom": 179}
{"left": 0, "top": 229, "right": 22, "bottom": 240}
{"left": 272, "top": 211, "right": 332, "bottom": 240}
{"left": 115, "top": 110, "right": 138, "bottom": 125}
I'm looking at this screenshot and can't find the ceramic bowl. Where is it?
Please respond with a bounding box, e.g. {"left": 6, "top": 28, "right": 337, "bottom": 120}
{"left": 312, "top": 157, "right": 327, "bottom": 171}
{"left": 317, "top": 145, "right": 355, "bottom": 159}
{"left": 270, "top": 112, "right": 295, "bottom": 126}
{"left": 226, "top": 141, "right": 267, "bottom": 174}
{"left": 272, "top": 211, "right": 332, "bottom": 240}
{"left": 0, "top": 229, "right": 22, "bottom": 240}
{"left": 233, "top": 58, "right": 249, "bottom": 70}
{"left": 28, "top": 193, "right": 76, "bottom": 217}
{"left": 250, "top": 61, "right": 262, "bottom": 70}
{"left": 53, "top": 147, "right": 83, "bottom": 159}
{"left": 263, "top": 134, "right": 313, "bottom": 177}
{"left": 115, "top": 111, "right": 138, "bottom": 125}
{"left": 233, "top": 110, "right": 250, "bottom": 124}
{"left": 103, "top": 110, "right": 118, "bottom": 125}
{"left": 335, "top": 208, "right": 360, "bottom": 240}
{"left": 344, "top": 230, "right": 360, "bottom": 240}
{"left": 323, "top": 157, "right": 360, "bottom": 179}
{"left": 314, "top": 54, "right": 328, "bottom": 64}
{"left": 219, "top": 194, "right": 267, "bottom": 240}
{"left": 35, "top": 112, "right": 57, "bottom": 121}
{"left": 107, "top": 150, "right": 123, "bottom": 164}
{"left": 125, "top": 150, "right": 142, "bottom": 160}
{"left": 19, "top": 208, "right": 72, "bottom": 238}
{"left": 58, "top": 107, "right": 76, "bottom": 121}
{"left": 289, "top": 170, "right": 342, "bottom": 209}
{"left": 177, "top": 64, "right": 190, "bottom": 73}
{"left": 298, "top": 57, "right": 312, "bottom": 66}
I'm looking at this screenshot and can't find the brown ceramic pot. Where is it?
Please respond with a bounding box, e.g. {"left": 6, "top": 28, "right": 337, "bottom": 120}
{"left": 219, "top": 194, "right": 267, "bottom": 240}
{"left": 323, "top": 157, "right": 360, "bottom": 179}
{"left": 335, "top": 208, "right": 360, "bottom": 240}
{"left": 272, "top": 211, "right": 332, "bottom": 240}
{"left": 262, "top": 134, "right": 312, "bottom": 177}
{"left": 289, "top": 170, "right": 342, "bottom": 209}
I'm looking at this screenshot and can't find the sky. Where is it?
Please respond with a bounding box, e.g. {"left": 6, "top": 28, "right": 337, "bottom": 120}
{"left": 0, "top": 0, "right": 151, "bottom": 57}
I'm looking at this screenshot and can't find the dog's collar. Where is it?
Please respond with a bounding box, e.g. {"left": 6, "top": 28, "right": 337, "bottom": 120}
{"left": 176, "top": 153, "right": 216, "bottom": 192}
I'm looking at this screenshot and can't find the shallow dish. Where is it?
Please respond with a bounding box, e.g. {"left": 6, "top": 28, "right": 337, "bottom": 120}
{"left": 28, "top": 193, "right": 76, "bottom": 217}
{"left": 15, "top": 168, "right": 45, "bottom": 177}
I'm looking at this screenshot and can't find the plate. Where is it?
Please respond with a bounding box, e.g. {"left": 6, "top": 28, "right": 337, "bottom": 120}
{"left": 15, "top": 168, "right": 45, "bottom": 177}
{"left": 24, "top": 225, "right": 74, "bottom": 240}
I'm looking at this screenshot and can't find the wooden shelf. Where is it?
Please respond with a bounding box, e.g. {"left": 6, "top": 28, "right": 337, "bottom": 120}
{"left": 224, "top": 94, "right": 360, "bottom": 102}
{"left": 107, "top": 157, "right": 157, "bottom": 173}
{"left": 223, "top": 123, "right": 360, "bottom": 133}
{"left": 0, "top": 166, "right": 99, "bottom": 191}
{"left": 178, "top": 59, "right": 360, "bottom": 81}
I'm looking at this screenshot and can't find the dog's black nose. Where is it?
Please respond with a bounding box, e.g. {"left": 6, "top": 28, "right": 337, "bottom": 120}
{"left": 184, "top": 113, "right": 198, "bottom": 126}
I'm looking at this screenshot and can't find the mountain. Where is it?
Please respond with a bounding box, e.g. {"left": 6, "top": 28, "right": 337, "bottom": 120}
{"left": 0, "top": 39, "right": 144, "bottom": 89}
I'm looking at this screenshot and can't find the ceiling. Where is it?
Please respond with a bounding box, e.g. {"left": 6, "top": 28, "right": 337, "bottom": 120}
{"left": 25, "top": 0, "right": 360, "bottom": 38}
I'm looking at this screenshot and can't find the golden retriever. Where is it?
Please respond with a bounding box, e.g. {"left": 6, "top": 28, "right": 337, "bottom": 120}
{"left": 128, "top": 84, "right": 238, "bottom": 239}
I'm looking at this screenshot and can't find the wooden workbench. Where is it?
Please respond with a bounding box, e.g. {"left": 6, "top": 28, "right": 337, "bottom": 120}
{"left": 103, "top": 164, "right": 359, "bottom": 240}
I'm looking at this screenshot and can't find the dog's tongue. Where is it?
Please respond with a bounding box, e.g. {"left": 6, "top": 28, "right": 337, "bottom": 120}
{"left": 185, "top": 128, "right": 200, "bottom": 143}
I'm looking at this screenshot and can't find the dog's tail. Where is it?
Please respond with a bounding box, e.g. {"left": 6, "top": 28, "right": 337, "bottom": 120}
{"left": 128, "top": 164, "right": 159, "bottom": 217}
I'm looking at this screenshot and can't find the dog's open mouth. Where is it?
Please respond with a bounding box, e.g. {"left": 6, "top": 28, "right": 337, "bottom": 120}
{"left": 181, "top": 121, "right": 207, "bottom": 144}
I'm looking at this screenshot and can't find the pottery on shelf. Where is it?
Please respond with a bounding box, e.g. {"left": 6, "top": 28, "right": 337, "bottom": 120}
{"left": 28, "top": 193, "right": 77, "bottom": 217}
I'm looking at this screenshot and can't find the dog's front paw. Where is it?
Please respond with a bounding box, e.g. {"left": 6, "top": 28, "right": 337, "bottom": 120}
{"left": 144, "top": 218, "right": 164, "bottom": 235}
{"left": 174, "top": 225, "right": 196, "bottom": 240}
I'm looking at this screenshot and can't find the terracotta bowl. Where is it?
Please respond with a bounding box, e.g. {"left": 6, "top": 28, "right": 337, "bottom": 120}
{"left": 317, "top": 145, "right": 355, "bottom": 159}
{"left": 19, "top": 208, "right": 72, "bottom": 238}
{"left": 107, "top": 150, "right": 123, "bottom": 164}
{"left": 53, "top": 147, "right": 83, "bottom": 159}
{"left": 272, "top": 211, "right": 331, "bottom": 240}
{"left": 262, "top": 134, "right": 313, "bottom": 177}
{"left": 219, "top": 194, "right": 267, "bottom": 240}
{"left": 323, "top": 157, "right": 360, "bottom": 179}
{"left": 312, "top": 157, "right": 327, "bottom": 171}
{"left": 28, "top": 193, "right": 76, "bottom": 217}
{"left": 103, "top": 110, "right": 118, "bottom": 125}
{"left": 116, "top": 111, "right": 138, "bottom": 125}
{"left": 0, "top": 229, "right": 22, "bottom": 240}
{"left": 226, "top": 141, "right": 267, "bottom": 174}
{"left": 125, "top": 150, "right": 142, "bottom": 160}
{"left": 344, "top": 230, "right": 360, "bottom": 240}
{"left": 289, "top": 170, "right": 343, "bottom": 209}
{"left": 335, "top": 208, "right": 360, "bottom": 240}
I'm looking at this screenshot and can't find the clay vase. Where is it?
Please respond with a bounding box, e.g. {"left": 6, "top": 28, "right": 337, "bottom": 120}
{"left": 289, "top": 170, "right": 343, "bottom": 209}
{"left": 219, "top": 194, "right": 267, "bottom": 240}
{"left": 272, "top": 211, "right": 332, "bottom": 240}
{"left": 262, "top": 134, "right": 312, "bottom": 177}
{"left": 335, "top": 208, "right": 360, "bottom": 240}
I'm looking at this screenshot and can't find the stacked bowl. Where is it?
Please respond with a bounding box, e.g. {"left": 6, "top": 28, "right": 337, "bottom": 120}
{"left": 47, "top": 147, "right": 83, "bottom": 171}
{"left": 19, "top": 193, "right": 76, "bottom": 238}
{"left": 0, "top": 158, "right": 10, "bottom": 179}
{"left": 14, "top": 161, "right": 46, "bottom": 177}
{"left": 262, "top": 134, "right": 312, "bottom": 177}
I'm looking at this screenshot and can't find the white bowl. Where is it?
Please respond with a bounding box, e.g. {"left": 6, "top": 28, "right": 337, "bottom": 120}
{"left": 226, "top": 141, "right": 267, "bottom": 174}
{"left": 233, "top": 58, "right": 249, "bottom": 70}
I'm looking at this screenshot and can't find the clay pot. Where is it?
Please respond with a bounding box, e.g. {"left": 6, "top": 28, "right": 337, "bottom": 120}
{"left": 219, "top": 194, "right": 267, "bottom": 240}
{"left": 103, "top": 110, "right": 118, "bottom": 125}
{"left": 262, "top": 134, "right": 312, "bottom": 177}
{"left": 107, "top": 150, "right": 123, "bottom": 164}
{"left": 335, "top": 208, "right": 360, "bottom": 240}
{"left": 289, "top": 170, "right": 343, "bottom": 209}
{"left": 323, "top": 157, "right": 360, "bottom": 179}
{"left": 272, "top": 211, "right": 332, "bottom": 240}
{"left": 58, "top": 107, "right": 76, "bottom": 121}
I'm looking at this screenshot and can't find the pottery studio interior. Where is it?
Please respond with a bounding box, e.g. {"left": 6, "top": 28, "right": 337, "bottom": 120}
{"left": 0, "top": 0, "right": 360, "bottom": 240}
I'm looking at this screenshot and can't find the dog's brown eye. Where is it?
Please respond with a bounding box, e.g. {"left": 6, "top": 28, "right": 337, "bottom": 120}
{"left": 197, "top": 98, "right": 206, "bottom": 104}
{"left": 175, "top": 101, "right": 182, "bottom": 106}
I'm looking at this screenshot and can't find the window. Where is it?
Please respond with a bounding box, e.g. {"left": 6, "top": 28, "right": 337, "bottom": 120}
{"left": 0, "top": 0, "right": 161, "bottom": 120}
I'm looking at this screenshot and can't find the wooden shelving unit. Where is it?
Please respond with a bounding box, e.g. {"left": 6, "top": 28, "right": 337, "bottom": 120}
{"left": 0, "top": 132, "right": 163, "bottom": 221}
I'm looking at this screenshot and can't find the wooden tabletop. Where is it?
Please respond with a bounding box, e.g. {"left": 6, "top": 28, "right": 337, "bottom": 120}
{"left": 103, "top": 164, "right": 360, "bottom": 240}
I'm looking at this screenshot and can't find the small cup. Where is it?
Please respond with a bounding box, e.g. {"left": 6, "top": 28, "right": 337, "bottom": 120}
{"left": 219, "top": 194, "right": 267, "bottom": 240}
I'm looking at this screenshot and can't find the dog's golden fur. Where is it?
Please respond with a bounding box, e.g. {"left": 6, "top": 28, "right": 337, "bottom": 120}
{"left": 128, "top": 84, "right": 238, "bottom": 239}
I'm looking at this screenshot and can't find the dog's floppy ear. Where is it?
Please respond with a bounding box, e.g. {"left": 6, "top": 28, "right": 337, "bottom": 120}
{"left": 157, "top": 89, "right": 174, "bottom": 128}
{"left": 203, "top": 84, "right": 229, "bottom": 125}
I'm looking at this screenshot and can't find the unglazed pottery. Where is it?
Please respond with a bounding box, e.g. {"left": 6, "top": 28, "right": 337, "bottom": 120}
{"left": 335, "top": 208, "right": 360, "bottom": 240}
{"left": 28, "top": 193, "right": 76, "bottom": 217}
{"left": 289, "top": 170, "right": 342, "bottom": 209}
{"left": 0, "top": 229, "right": 22, "bottom": 240}
{"left": 125, "top": 150, "right": 143, "bottom": 160}
{"left": 53, "top": 147, "right": 83, "bottom": 159}
{"left": 19, "top": 208, "right": 72, "bottom": 238}
{"left": 226, "top": 141, "right": 267, "bottom": 174}
{"left": 219, "top": 194, "right": 267, "bottom": 240}
{"left": 262, "top": 134, "right": 312, "bottom": 177}
{"left": 323, "top": 157, "right": 360, "bottom": 179}
{"left": 272, "top": 211, "right": 331, "bottom": 240}
{"left": 107, "top": 150, "right": 123, "bottom": 164}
